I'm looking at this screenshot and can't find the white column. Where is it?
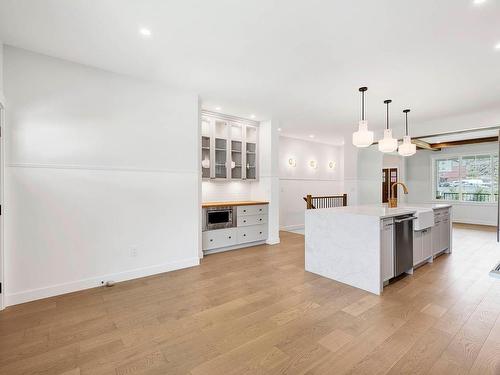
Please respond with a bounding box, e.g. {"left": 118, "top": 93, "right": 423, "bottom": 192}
{"left": 252, "top": 120, "right": 280, "bottom": 245}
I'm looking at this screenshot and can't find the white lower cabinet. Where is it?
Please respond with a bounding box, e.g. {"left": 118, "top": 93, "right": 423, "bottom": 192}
{"left": 381, "top": 218, "right": 394, "bottom": 282}
{"left": 432, "top": 208, "right": 451, "bottom": 256}
{"left": 202, "top": 228, "right": 237, "bottom": 251}
{"left": 413, "top": 228, "right": 432, "bottom": 266}
{"left": 203, "top": 204, "right": 269, "bottom": 253}
{"left": 237, "top": 224, "right": 268, "bottom": 244}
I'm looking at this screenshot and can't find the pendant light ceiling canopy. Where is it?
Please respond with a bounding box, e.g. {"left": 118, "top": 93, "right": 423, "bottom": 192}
{"left": 398, "top": 109, "right": 417, "bottom": 156}
{"left": 352, "top": 87, "right": 374, "bottom": 148}
{"left": 378, "top": 99, "right": 398, "bottom": 153}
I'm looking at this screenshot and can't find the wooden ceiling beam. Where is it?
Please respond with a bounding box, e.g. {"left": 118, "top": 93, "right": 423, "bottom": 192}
{"left": 429, "top": 136, "right": 498, "bottom": 149}
{"left": 412, "top": 139, "right": 441, "bottom": 151}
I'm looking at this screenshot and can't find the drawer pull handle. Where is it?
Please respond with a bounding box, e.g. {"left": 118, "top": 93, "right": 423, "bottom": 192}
{"left": 210, "top": 239, "right": 213, "bottom": 242}
{"left": 228, "top": 236, "right": 232, "bottom": 239}
{"left": 259, "top": 218, "right": 262, "bottom": 221}
{"left": 243, "top": 210, "right": 246, "bottom": 212}
{"left": 243, "top": 234, "right": 246, "bottom": 237}
{"left": 244, "top": 220, "right": 246, "bottom": 223}
{"left": 259, "top": 232, "right": 262, "bottom": 234}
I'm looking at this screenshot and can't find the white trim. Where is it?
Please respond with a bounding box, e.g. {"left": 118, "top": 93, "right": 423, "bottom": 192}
{"left": 280, "top": 224, "right": 305, "bottom": 231}
{"left": 203, "top": 240, "right": 266, "bottom": 255}
{"left": 5, "top": 257, "right": 200, "bottom": 306}
{"left": 454, "top": 219, "right": 497, "bottom": 226}
{"left": 0, "top": 99, "right": 4, "bottom": 310}
{"left": 7, "top": 163, "right": 198, "bottom": 174}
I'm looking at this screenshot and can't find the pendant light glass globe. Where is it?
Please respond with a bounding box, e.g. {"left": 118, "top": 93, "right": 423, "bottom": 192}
{"left": 352, "top": 87, "right": 374, "bottom": 148}
{"left": 378, "top": 129, "right": 398, "bottom": 152}
{"left": 353, "top": 120, "right": 374, "bottom": 147}
{"left": 398, "top": 135, "right": 416, "bottom": 156}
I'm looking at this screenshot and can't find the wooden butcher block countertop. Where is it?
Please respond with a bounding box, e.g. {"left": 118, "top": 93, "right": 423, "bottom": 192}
{"left": 202, "top": 201, "right": 269, "bottom": 208}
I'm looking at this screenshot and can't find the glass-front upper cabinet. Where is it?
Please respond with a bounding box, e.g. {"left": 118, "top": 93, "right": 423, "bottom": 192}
{"left": 214, "top": 120, "right": 229, "bottom": 179}
{"left": 200, "top": 111, "right": 258, "bottom": 181}
{"left": 245, "top": 125, "right": 258, "bottom": 180}
{"left": 230, "top": 123, "right": 243, "bottom": 179}
{"left": 201, "top": 117, "right": 211, "bottom": 179}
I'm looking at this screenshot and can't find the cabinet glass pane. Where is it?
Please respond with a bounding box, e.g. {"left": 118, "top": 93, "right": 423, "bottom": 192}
{"left": 231, "top": 140, "right": 242, "bottom": 179}
{"left": 246, "top": 141, "right": 256, "bottom": 179}
{"left": 201, "top": 136, "right": 210, "bottom": 179}
{"left": 232, "top": 166, "right": 242, "bottom": 179}
{"left": 231, "top": 124, "right": 243, "bottom": 140}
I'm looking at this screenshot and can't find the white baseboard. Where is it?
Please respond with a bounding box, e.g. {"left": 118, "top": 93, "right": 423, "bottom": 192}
{"left": 5, "top": 257, "right": 200, "bottom": 306}
{"left": 453, "top": 219, "right": 497, "bottom": 226}
{"left": 280, "top": 224, "right": 305, "bottom": 231}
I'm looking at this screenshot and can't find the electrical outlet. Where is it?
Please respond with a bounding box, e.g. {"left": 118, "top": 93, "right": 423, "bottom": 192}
{"left": 130, "top": 248, "right": 138, "bottom": 257}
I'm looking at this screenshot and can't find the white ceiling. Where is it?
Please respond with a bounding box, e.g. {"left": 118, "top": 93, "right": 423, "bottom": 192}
{"left": 1, "top": 0, "right": 500, "bottom": 144}
{"left": 418, "top": 128, "right": 499, "bottom": 143}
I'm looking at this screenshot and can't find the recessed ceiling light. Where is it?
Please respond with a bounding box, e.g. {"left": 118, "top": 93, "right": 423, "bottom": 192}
{"left": 250, "top": 114, "right": 256, "bottom": 119}
{"left": 309, "top": 134, "right": 315, "bottom": 138}
{"left": 277, "top": 128, "right": 282, "bottom": 132}
{"left": 473, "top": 0, "right": 486, "bottom": 4}
{"left": 215, "top": 106, "right": 222, "bottom": 111}
{"left": 139, "top": 28, "right": 152, "bottom": 37}
{"left": 495, "top": 42, "right": 500, "bottom": 50}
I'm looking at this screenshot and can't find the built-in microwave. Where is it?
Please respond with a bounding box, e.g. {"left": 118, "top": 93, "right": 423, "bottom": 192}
{"left": 204, "top": 206, "right": 235, "bottom": 231}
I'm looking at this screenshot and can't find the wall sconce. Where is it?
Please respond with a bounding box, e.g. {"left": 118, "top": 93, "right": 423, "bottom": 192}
{"left": 288, "top": 158, "right": 296, "bottom": 167}
{"left": 309, "top": 160, "right": 318, "bottom": 169}
{"left": 329, "top": 161, "right": 336, "bottom": 169}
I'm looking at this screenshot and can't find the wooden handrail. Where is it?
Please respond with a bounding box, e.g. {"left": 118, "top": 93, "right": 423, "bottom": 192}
{"left": 303, "top": 194, "right": 347, "bottom": 209}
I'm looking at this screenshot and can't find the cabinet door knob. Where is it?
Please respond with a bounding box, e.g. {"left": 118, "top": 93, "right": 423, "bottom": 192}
{"left": 259, "top": 232, "right": 262, "bottom": 234}
{"left": 228, "top": 236, "right": 232, "bottom": 239}
{"left": 210, "top": 239, "right": 213, "bottom": 242}
{"left": 243, "top": 210, "right": 246, "bottom": 213}
{"left": 243, "top": 234, "right": 246, "bottom": 237}
{"left": 259, "top": 218, "right": 262, "bottom": 221}
{"left": 244, "top": 220, "right": 246, "bottom": 223}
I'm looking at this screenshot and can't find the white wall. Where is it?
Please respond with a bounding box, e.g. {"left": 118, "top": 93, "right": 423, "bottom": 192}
{"left": 279, "top": 136, "right": 343, "bottom": 230}
{"left": 406, "top": 142, "right": 498, "bottom": 226}
{"left": 4, "top": 47, "right": 201, "bottom": 305}
{"left": 202, "top": 180, "right": 255, "bottom": 202}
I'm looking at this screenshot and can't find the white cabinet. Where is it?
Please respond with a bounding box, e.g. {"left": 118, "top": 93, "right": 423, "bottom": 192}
{"left": 432, "top": 208, "right": 451, "bottom": 257}
{"left": 414, "top": 228, "right": 432, "bottom": 266}
{"left": 201, "top": 111, "right": 259, "bottom": 181}
{"left": 381, "top": 218, "right": 394, "bottom": 282}
{"left": 202, "top": 204, "right": 269, "bottom": 254}
{"left": 202, "top": 228, "right": 237, "bottom": 250}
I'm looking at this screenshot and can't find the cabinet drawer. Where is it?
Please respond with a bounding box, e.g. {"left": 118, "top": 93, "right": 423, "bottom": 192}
{"left": 237, "top": 205, "right": 268, "bottom": 216}
{"left": 237, "top": 225, "right": 268, "bottom": 244}
{"left": 237, "top": 214, "right": 267, "bottom": 227}
{"left": 202, "top": 228, "right": 237, "bottom": 250}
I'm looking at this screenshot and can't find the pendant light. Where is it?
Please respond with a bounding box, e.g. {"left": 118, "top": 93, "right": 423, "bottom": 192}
{"left": 378, "top": 99, "right": 398, "bottom": 153}
{"left": 352, "top": 87, "right": 374, "bottom": 147}
{"left": 398, "top": 109, "right": 416, "bottom": 156}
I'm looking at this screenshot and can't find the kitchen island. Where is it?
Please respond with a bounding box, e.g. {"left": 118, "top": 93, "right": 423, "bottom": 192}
{"left": 305, "top": 204, "right": 452, "bottom": 295}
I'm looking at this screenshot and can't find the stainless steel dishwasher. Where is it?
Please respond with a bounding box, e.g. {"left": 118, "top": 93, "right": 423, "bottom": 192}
{"left": 394, "top": 215, "right": 416, "bottom": 277}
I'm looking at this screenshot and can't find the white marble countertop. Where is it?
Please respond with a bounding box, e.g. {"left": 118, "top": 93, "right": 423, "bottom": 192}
{"left": 315, "top": 203, "right": 452, "bottom": 219}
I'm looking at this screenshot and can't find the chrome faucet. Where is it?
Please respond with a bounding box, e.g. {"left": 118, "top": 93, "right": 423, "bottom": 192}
{"left": 389, "top": 182, "right": 409, "bottom": 208}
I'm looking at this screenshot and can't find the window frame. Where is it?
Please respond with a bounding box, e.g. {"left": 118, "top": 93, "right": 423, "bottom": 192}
{"left": 431, "top": 151, "right": 499, "bottom": 205}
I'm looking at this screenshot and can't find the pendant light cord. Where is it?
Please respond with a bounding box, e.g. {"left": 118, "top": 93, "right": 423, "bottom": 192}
{"left": 359, "top": 87, "right": 367, "bottom": 121}
{"left": 361, "top": 91, "right": 365, "bottom": 121}
{"left": 404, "top": 109, "right": 411, "bottom": 136}
{"left": 384, "top": 99, "right": 392, "bottom": 130}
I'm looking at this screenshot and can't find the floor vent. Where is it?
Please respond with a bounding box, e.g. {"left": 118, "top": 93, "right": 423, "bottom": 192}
{"left": 489, "top": 262, "right": 500, "bottom": 279}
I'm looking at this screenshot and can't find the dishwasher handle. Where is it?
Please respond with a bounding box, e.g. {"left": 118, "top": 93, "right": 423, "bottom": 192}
{"left": 394, "top": 216, "right": 416, "bottom": 223}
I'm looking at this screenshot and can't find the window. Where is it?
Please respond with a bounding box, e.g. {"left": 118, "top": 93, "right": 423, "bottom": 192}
{"left": 435, "top": 154, "right": 499, "bottom": 203}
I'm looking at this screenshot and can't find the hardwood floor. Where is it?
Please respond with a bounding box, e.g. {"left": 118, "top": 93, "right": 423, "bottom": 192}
{"left": 1, "top": 224, "right": 500, "bottom": 374}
